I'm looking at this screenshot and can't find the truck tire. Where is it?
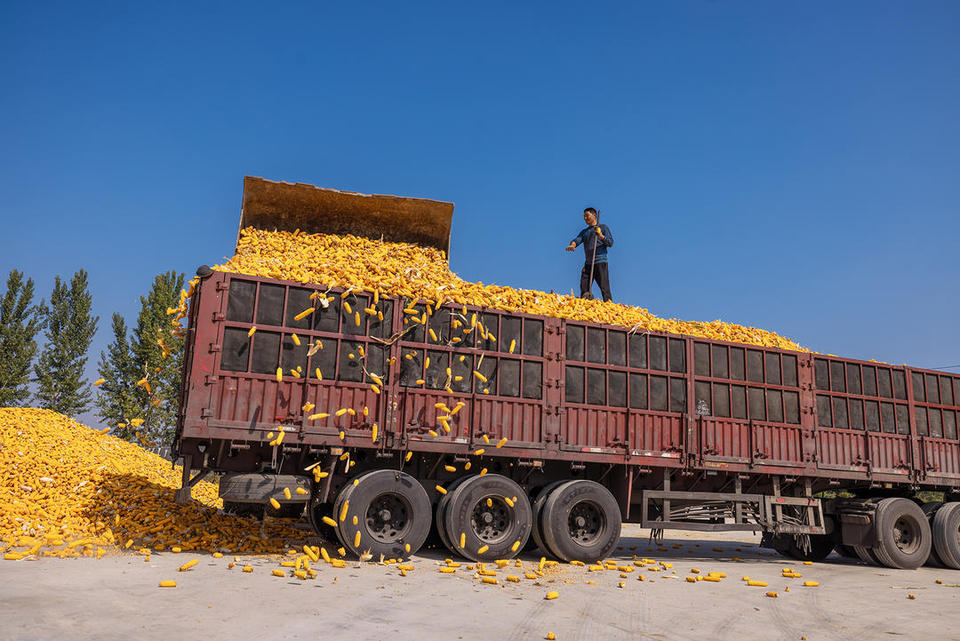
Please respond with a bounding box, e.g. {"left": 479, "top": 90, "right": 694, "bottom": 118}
{"left": 530, "top": 481, "right": 570, "bottom": 558}
{"left": 541, "top": 480, "right": 621, "bottom": 563}
{"left": 435, "top": 476, "right": 476, "bottom": 554}
{"left": 442, "top": 474, "right": 532, "bottom": 562}
{"left": 335, "top": 470, "right": 432, "bottom": 559}
{"left": 921, "top": 502, "right": 945, "bottom": 567}
{"left": 871, "top": 498, "right": 932, "bottom": 570}
{"left": 307, "top": 498, "right": 337, "bottom": 541}
{"left": 853, "top": 545, "right": 880, "bottom": 565}
{"left": 932, "top": 502, "right": 960, "bottom": 569}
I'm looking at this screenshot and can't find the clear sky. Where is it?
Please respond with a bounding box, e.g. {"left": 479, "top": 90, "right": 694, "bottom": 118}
{"left": 2, "top": 1, "right": 958, "bottom": 426}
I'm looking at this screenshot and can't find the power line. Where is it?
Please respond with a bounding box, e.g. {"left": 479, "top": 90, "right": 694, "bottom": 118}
{"left": 927, "top": 364, "right": 960, "bottom": 370}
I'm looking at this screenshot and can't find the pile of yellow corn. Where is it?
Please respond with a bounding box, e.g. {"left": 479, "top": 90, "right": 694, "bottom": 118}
{"left": 0, "top": 409, "right": 302, "bottom": 560}
{"left": 216, "top": 228, "right": 806, "bottom": 351}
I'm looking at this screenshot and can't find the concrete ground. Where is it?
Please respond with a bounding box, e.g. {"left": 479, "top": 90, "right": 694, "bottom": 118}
{"left": 2, "top": 524, "right": 957, "bottom": 641}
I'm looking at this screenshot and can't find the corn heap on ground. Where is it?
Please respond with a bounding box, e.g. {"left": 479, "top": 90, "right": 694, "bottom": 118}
{"left": 1, "top": 409, "right": 303, "bottom": 559}
{"left": 217, "top": 228, "right": 806, "bottom": 351}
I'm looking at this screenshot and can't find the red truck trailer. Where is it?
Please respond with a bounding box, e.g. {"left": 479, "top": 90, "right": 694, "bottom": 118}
{"left": 173, "top": 178, "right": 960, "bottom": 570}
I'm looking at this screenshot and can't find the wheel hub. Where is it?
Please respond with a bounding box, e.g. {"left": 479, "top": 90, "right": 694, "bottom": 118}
{"left": 471, "top": 496, "right": 510, "bottom": 543}
{"left": 365, "top": 493, "right": 410, "bottom": 544}
{"left": 568, "top": 501, "right": 603, "bottom": 545}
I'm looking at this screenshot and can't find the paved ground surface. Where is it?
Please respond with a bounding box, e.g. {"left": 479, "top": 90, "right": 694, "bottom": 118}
{"left": 2, "top": 524, "right": 958, "bottom": 641}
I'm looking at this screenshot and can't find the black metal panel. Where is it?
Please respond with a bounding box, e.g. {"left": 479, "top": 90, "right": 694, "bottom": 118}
{"left": 832, "top": 397, "right": 848, "bottom": 429}
{"left": 499, "top": 359, "right": 520, "bottom": 397}
{"left": 766, "top": 389, "right": 784, "bottom": 423}
{"left": 313, "top": 296, "right": 340, "bottom": 333}
{"left": 608, "top": 331, "right": 626, "bottom": 367}
{"left": 817, "top": 395, "right": 832, "bottom": 427}
{"left": 712, "top": 382, "right": 730, "bottom": 417}
{"left": 370, "top": 300, "right": 394, "bottom": 340}
{"left": 846, "top": 364, "right": 861, "bottom": 395}
{"left": 221, "top": 327, "right": 250, "bottom": 372}
{"left": 940, "top": 376, "right": 954, "bottom": 407}
{"left": 587, "top": 368, "right": 606, "bottom": 405}
{"left": 587, "top": 327, "right": 606, "bottom": 364}
{"left": 285, "top": 287, "right": 313, "bottom": 329}
{"left": 565, "top": 366, "right": 584, "bottom": 404}
{"left": 896, "top": 404, "right": 910, "bottom": 435}
{"left": 399, "top": 348, "right": 423, "bottom": 387}
{"left": 649, "top": 337, "right": 667, "bottom": 371}
{"left": 862, "top": 366, "right": 877, "bottom": 397}
{"left": 695, "top": 381, "right": 710, "bottom": 414}
{"left": 522, "top": 361, "right": 542, "bottom": 400}
{"left": 782, "top": 354, "right": 798, "bottom": 387}
{"left": 367, "top": 344, "right": 388, "bottom": 384}
{"left": 608, "top": 370, "right": 626, "bottom": 407}
{"left": 730, "top": 347, "right": 745, "bottom": 381}
{"left": 425, "top": 350, "right": 449, "bottom": 390}
{"left": 630, "top": 373, "right": 648, "bottom": 409}
{"left": 830, "top": 361, "right": 845, "bottom": 393}
{"left": 944, "top": 410, "right": 957, "bottom": 440}
{"left": 784, "top": 391, "right": 800, "bottom": 424}
{"left": 566, "top": 325, "right": 584, "bottom": 362}
{"left": 732, "top": 385, "right": 747, "bottom": 419}
{"left": 929, "top": 408, "right": 943, "bottom": 438}
{"left": 880, "top": 402, "right": 895, "bottom": 433}
{"left": 749, "top": 387, "right": 765, "bottom": 421}
{"left": 475, "top": 356, "right": 498, "bottom": 394}
{"left": 747, "top": 350, "right": 764, "bottom": 383}
{"left": 281, "top": 335, "right": 308, "bottom": 375}
{"left": 338, "top": 342, "right": 364, "bottom": 382}
{"left": 864, "top": 400, "right": 880, "bottom": 432}
{"left": 711, "top": 345, "right": 728, "bottom": 379}
{"left": 256, "top": 284, "right": 285, "bottom": 327}
{"left": 451, "top": 352, "right": 473, "bottom": 393}
{"left": 893, "top": 371, "right": 907, "bottom": 400}
{"left": 309, "top": 340, "right": 336, "bottom": 380}
{"left": 250, "top": 331, "right": 281, "bottom": 374}
{"left": 877, "top": 368, "right": 893, "bottom": 398}
{"left": 926, "top": 374, "right": 940, "bottom": 404}
{"left": 226, "top": 279, "right": 256, "bottom": 323}
{"left": 500, "top": 316, "right": 522, "bottom": 355}
{"left": 694, "top": 342, "right": 709, "bottom": 377}
{"left": 814, "top": 359, "right": 829, "bottom": 390}
{"left": 765, "top": 353, "right": 781, "bottom": 385}
{"left": 629, "top": 334, "right": 647, "bottom": 370}
{"left": 523, "top": 319, "right": 543, "bottom": 357}
{"left": 670, "top": 377, "right": 686, "bottom": 413}
{"left": 669, "top": 338, "right": 686, "bottom": 373}
{"left": 847, "top": 398, "right": 864, "bottom": 431}
{"left": 650, "top": 375, "right": 668, "bottom": 411}
{"left": 916, "top": 407, "right": 928, "bottom": 436}
{"left": 342, "top": 295, "right": 367, "bottom": 336}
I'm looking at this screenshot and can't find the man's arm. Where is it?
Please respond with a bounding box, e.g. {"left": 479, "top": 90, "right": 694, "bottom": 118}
{"left": 599, "top": 224, "right": 613, "bottom": 247}
{"left": 566, "top": 229, "right": 584, "bottom": 251}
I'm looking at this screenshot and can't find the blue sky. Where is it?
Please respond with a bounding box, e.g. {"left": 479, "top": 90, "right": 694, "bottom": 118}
{"left": 2, "top": 1, "right": 958, "bottom": 424}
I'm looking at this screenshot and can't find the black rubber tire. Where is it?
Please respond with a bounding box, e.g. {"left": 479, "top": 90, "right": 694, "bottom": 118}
{"left": 442, "top": 474, "right": 532, "bottom": 562}
{"left": 530, "top": 481, "right": 570, "bottom": 558}
{"left": 921, "top": 502, "right": 945, "bottom": 568}
{"left": 435, "top": 476, "right": 476, "bottom": 554}
{"left": 932, "top": 502, "right": 960, "bottom": 569}
{"left": 871, "top": 497, "right": 932, "bottom": 570}
{"left": 541, "top": 480, "right": 622, "bottom": 563}
{"left": 853, "top": 545, "right": 880, "bottom": 565}
{"left": 835, "top": 544, "right": 859, "bottom": 559}
{"left": 306, "top": 498, "right": 338, "bottom": 541}
{"left": 336, "top": 469, "right": 432, "bottom": 559}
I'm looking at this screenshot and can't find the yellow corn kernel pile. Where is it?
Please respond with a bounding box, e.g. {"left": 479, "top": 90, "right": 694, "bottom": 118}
{"left": 216, "top": 228, "right": 806, "bottom": 351}
{"left": 0, "top": 409, "right": 303, "bottom": 559}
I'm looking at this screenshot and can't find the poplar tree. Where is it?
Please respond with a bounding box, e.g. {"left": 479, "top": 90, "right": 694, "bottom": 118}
{"left": 95, "top": 271, "right": 185, "bottom": 444}
{"left": 0, "top": 270, "right": 44, "bottom": 407}
{"left": 33, "top": 270, "right": 99, "bottom": 416}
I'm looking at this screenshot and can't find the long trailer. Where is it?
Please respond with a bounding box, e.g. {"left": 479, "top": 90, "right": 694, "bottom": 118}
{"left": 173, "top": 179, "right": 960, "bottom": 570}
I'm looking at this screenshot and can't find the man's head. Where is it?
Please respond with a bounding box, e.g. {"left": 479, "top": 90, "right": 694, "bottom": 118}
{"left": 583, "top": 207, "right": 597, "bottom": 226}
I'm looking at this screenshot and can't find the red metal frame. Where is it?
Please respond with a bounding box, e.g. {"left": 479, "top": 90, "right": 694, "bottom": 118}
{"left": 175, "top": 271, "right": 960, "bottom": 491}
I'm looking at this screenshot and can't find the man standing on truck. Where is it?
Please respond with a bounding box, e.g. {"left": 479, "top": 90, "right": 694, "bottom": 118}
{"left": 566, "top": 207, "right": 614, "bottom": 301}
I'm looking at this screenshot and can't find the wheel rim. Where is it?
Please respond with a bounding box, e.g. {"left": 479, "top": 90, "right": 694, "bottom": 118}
{"left": 470, "top": 495, "right": 511, "bottom": 544}
{"left": 892, "top": 515, "right": 922, "bottom": 555}
{"left": 365, "top": 492, "right": 412, "bottom": 543}
{"left": 567, "top": 500, "right": 604, "bottom": 545}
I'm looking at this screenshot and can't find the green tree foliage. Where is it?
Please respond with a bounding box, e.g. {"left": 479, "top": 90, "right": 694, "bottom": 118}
{"left": 0, "top": 270, "right": 44, "bottom": 407}
{"left": 33, "top": 270, "right": 99, "bottom": 416}
{"left": 96, "top": 271, "right": 185, "bottom": 445}
{"left": 94, "top": 313, "right": 140, "bottom": 440}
